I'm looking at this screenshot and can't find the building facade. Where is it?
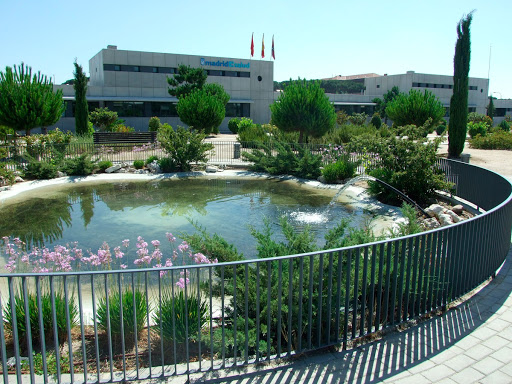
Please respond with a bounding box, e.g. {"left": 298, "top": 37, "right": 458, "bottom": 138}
{"left": 55, "top": 46, "right": 274, "bottom": 133}
{"left": 52, "top": 47, "right": 512, "bottom": 133}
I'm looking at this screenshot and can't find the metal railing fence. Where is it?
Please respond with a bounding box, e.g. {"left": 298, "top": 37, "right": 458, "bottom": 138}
{"left": 0, "top": 141, "right": 376, "bottom": 171}
{"left": 0, "top": 159, "right": 510, "bottom": 383}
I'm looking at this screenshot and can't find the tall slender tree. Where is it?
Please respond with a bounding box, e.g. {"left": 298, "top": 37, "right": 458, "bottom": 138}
{"left": 486, "top": 96, "right": 495, "bottom": 121}
{"left": 448, "top": 12, "right": 474, "bottom": 157}
{"left": 73, "top": 61, "right": 89, "bottom": 136}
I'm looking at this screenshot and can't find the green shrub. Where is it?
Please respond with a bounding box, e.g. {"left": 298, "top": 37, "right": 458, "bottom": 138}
{"left": 469, "top": 130, "right": 512, "bottom": 150}
{"left": 158, "top": 157, "right": 176, "bottom": 172}
{"left": 96, "top": 289, "right": 149, "bottom": 345}
{"left": 145, "top": 155, "right": 159, "bottom": 165}
{"left": 87, "top": 121, "right": 95, "bottom": 135}
{"left": 347, "top": 135, "right": 453, "bottom": 205}
{"left": 148, "top": 116, "right": 161, "bottom": 132}
{"left": 237, "top": 121, "right": 271, "bottom": 145}
{"left": 322, "top": 157, "right": 359, "bottom": 183}
{"left": 228, "top": 118, "right": 241, "bottom": 134}
{"left": 370, "top": 113, "right": 382, "bottom": 129}
{"left": 436, "top": 124, "right": 447, "bottom": 135}
{"left": 153, "top": 289, "right": 208, "bottom": 343}
{"left": 348, "top": 112, "right": 368, "bottom": 126}
{"left": 468, "top": 112, "right": 493, "bottom": 127}
{"left": 498, "top": 120, "right": 510, "bottom": 132}
{"left": 3, "top": 289, "right": 78, "bottom": 347}
{"left": 0, "top": 163, "right": 15, "bottom": 185}
{"left": 242, "top": 139, "right": 322, "bottom": 179}
{"left": 468, "top": 121, "right": 488, "bottom": 138}
{"left": 318, "top": 124, "right": 379, "bottom": 144}
{"left": 133, "top": 160, "right": 144, "bottom": 169}
{"left": 27, "top": 351, "right": 70, "bottom": 375}
{"left": 157, "top": 124, "right": 214, "bottom": 172}
{"left": 98, "top": 160, "right": 113, "bottom": 172}
{"left": 23, "top": 159, "right": 58, "bottom": 180}
{"left": 59, "top": 154, "right": 96, "bottom": 176}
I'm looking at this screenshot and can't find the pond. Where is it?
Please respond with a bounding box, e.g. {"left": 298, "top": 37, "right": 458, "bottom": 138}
{"left": 0, "top": 176, "right": 401, "bottom": 270}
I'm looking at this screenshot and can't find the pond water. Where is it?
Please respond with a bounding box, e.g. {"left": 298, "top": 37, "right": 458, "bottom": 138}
{"left": 0, "top": 177, "right": 400, "bottom": 270}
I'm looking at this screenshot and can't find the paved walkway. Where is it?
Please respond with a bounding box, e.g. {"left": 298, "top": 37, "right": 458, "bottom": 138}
{"left": 181, "top": 246, "right": 512, "bottom": 384}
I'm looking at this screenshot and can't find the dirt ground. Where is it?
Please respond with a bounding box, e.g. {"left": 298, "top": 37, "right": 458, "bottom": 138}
{"left": 436, "top": 137, "right": 512, "bottom": 178}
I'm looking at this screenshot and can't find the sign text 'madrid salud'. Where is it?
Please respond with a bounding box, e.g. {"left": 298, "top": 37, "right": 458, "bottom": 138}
{"left": 201, "top": 58, "right": 250, "bottom": 69}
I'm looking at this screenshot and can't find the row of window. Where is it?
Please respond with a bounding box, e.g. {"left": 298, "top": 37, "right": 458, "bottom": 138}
{"left": 64, "top": 101, "right": 250, "bottom": 118}
{"left": 103, "top": 64, "right": 250, "bottom": 78}
{"left": 412, "top": 82, "right": 479, "bottom": 91}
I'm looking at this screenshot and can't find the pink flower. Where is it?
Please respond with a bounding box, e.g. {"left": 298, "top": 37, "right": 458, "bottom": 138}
{"left": 166, "top": 233, "right": 176, "bottom": 243}
{"left": 122, "top": 239, "right": 130, "bottom": 248}
{"left": 151, "top": 240, "right": 160, "bottom": 247}
{"left": 178, "top": 241, "right": 189, "bottom": 253}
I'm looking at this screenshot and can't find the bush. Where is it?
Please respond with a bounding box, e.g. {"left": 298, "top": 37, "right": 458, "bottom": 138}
{"left": 321, "top": 156, "right": 359, "bottom": 183}
{"left": 348, "top": 112, "right": 368, "bottom": 126}
{"left": 468, "top": 112, "right": 493, "bottom": 127}
{"left": 347, "top": 135, "right": 453, "bottom": 205}
{"left": 148, "top": 116, "right": 161, "bottom": 132}
{"left": 133, "top": 160, "right": 144, "bottom": 169}
{"left": 336, "top": 110, "right": 349, "bottom": 125}
{"left": 467, "top": 121, "right": 488, "bottom": 138}
{"left": 98, "top": 160, "right": 113, "bottom": 172}
{"left": 242, "top": 139, "right": 322, "bottom": 179}
{"left": 237, "top": 122, "right": 273, "bottom": 145}
{"left": 153, "top": 289, "right": 208, "bottom": 343}
{"left": 23, "top": 159, "right": 58, "bottom": 180}
{"left": 469, "top": 130, "right": 512, "bottom": 150}
{"left": 498, "top": 120, "right": 510, "bottom": 132}
{"left": 158, "top": 157, "right": 175, "bottom": 172}
{"left": 228, "top": 118, "right": 241, "bottom": 134}
{"left": 145, "top": 155, "right": 159, "bottom": 165}
{"left": 59, "top": 154, "right": 96, "bottom": 176}
{"left": 157, "top": 124, "right": 214, "bottom": 172}
{"left": 0, "top": 163, "right": 15, "bottom": 185}
{"left": 436, "top": 124, "right": 447, "bottom": 135}
{"left": 96, "top": 289, "right": 149, "bottom": 345}
{"left": 370, "top": 113, "right": 382, "bottom": 129}
{"left": 3, "top": 289, "right": 78, "bottom": 348}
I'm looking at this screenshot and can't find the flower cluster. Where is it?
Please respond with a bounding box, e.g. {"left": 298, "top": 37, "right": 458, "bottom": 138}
{"left": 132, "top": 142, "right": 158, "bottom": 153}
{"left": 1, "top": 233, "right": 217, "bottom": 288}
{"left": 320, "top": 144, "right": 348, "bottom": 164}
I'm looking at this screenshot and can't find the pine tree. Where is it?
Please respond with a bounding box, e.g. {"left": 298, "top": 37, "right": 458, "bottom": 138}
{"left": 0, "top": 63, "right": 64, "bottom": 136}
{"left": 73, "top": 61, "right": 89, "bottom": 136}
{"left": 486, "top": 96, "right": 496, "bottom": 121}
{"left": 448, "top": 12, "right": 473, "bottom": 158}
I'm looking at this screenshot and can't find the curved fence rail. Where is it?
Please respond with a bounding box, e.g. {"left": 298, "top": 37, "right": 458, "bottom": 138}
{"left": 0, "top": 158, "right": 511, "bottom": 384}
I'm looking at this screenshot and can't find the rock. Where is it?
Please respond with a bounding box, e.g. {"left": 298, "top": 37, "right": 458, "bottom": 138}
{"left": 206, "top": 165, "right": 218, "bottom": 173}
{"left": 318, "top": 175, "right": 326, "bottom": 183}
{"left": 147, "top": 161, "right": 161, "bottom": 174}
{"left": 14, "top": 176, "right": 24, "bottom": 183}
{"left": 452, "top": 204, "right": 464, "bottom": 215}
{"left": 423, "top": 218, "right": 440, "bottom": 230}
{"left": 445, "top": 209, "right": 462, "bottom": 223}
{"left": 438, "top": 213, "right": 453, "bottom": 226}
{"left": 426, "top": 204, "right": 445, "bottom": 217}
{"left": 57, "top": 171, "right": 66, "bottom": 178}
{"left": 105, "top": 164, "right": 122, "bottom": 173}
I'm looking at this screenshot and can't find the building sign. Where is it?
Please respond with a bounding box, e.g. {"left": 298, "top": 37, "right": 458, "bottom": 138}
{"left": 200, "top": 58, "right": 250, "bottom": 69}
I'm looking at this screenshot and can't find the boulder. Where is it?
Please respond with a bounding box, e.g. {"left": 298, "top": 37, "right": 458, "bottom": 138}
{"left": 438, "top": 213, "right": 453, "bottom": 226}
{"left": 206, "top": 165, "right": 218, "bottom": 173}
{"left": 425, "top": 204, "right": 445, "bottom": 218}
{"left": 147, "top": 161, "right": 161, "bottom": 174}
{"left": 423, "top": 218, "right": 440, "bottom": 230}
{"left": 445, "top": 209, "right": 462, "bottom": 223}
{"left": 452, "top": 204, "right": 464, "bottom": 215}
{"left": 105, "top": 164, "right": 122, "bottom": 173}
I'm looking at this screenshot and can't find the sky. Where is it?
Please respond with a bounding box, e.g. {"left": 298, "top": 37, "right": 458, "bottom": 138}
{"left": 1, "top": 0, "right": 511, "bottom": 98}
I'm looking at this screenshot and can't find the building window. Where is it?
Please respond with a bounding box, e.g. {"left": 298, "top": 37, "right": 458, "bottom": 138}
{"left": 376, "top": 84, "right": 380, "bottom": 89}
{"left": 225, "top": 103, "right": 250, "bottom": 118}
{"left": 150, "top": 102, "right": 178, "bottom": 117}
{"left": 133, "top": 66, "right": 140, "bottom": 72}
{"left": 114, "top": 65, "right": 121, "bottom": 71}
{"left": 469, "top": 85, "right": 477, "bottom": 91}
{"left": 107, "top": 101, "right": 145, "bottom": 117}
{"left": 468, "top": 107, "right": 476, "bottom": 113}
{"left": 152, "top": 67, "right": 158, "bottom": 73}
{"left": 239, "top": 72, "right": 250, "bottom": 78}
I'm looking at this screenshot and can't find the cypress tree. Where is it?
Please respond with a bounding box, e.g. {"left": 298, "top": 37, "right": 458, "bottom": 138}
{"left": 73, "top": 61, "right": 89, "bottom": 136}
{"left": 448, "top": 12, "right": 473, "bottom": 158}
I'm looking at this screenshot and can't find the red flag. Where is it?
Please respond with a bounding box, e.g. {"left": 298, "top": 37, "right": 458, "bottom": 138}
{"left": 250, "top": 33, "right": 254, "bottom": 57}
{"left": 261, "top": 34, "right": 265, "bottom": 59}
{"left": 271, "top": 35, "right": 275, "bottom": 60}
